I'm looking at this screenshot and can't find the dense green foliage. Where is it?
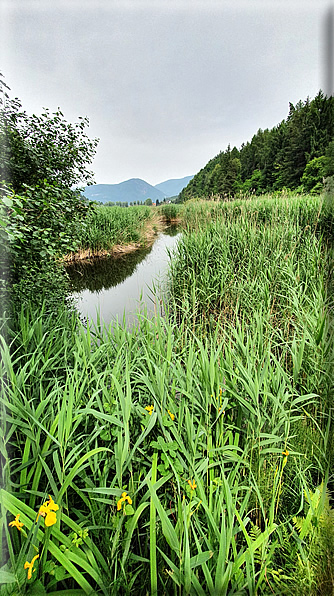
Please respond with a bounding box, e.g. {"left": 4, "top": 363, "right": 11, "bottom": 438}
{"left": 0, "top": 76, "right": 99, "bottom": 313}
{"left": 0, "top": 76, "right": 98, "bottom": 193}
{"left": 170, "top": 194, "right": 332, "bottom": 328}
{"left": 157, "top": 203, "right": 182, "bottom": 222}
{"left": 180, "top": 92, "right": 334, "bottom": 201}
{"left": 2, "top": 182, "right": 88, "bottom": 262}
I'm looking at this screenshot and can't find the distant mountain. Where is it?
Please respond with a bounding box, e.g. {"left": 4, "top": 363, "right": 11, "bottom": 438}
{"left": 83, "top": 178, "right": 166, "bottom": 204}
{"left": 154, "top": 175, "right": 194, "bottom": 197}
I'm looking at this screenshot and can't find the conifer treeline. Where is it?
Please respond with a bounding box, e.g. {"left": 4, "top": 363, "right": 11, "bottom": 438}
{"left": 179, "top": 91, "right": 334, "bottom": 201}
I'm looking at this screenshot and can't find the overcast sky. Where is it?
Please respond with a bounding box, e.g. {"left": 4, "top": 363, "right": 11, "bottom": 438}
{"left": 0, "top": 0, "right": 333, "bottom": 186}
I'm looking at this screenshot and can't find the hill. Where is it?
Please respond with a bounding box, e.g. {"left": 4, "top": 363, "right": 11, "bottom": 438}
{"left": 179, "top": 91, "right": 334, "bottom": 202}
{"left": 154, "top": 175, "right": 194, "bottom": 197}
{"left": 83, "top": 178, "right": 165, "bottom": 204}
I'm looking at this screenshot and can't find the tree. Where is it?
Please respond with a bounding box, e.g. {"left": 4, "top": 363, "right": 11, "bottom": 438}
{"left": 0, "top": 75, "right": 99, "bottom": 309}
{"left": 174, "top": 91, "right": 334, "bottom": 202}
{"left": 144, "top": 198, "right": 152, "bottom": 206}
{"left": 242, "top": 169, "right": 265, "bottom": 195}
{"left": 301, "top": 157, "right": 327, "bottom": 193}
{"left": 324, "top": 140, "right": 334, "bottom": 177}
{"left": 0, "top": 75, "right": 99, "bottom": 192}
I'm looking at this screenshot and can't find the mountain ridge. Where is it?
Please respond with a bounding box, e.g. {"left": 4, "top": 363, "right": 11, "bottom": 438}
{"left": 83, "top": 175, "right": 194, "bottom": 204}
{"left": 83, "top": 178, "right": 164, "bottom": 204}
{"left": 154, "top": 175, "right": 194, "bottom": 197}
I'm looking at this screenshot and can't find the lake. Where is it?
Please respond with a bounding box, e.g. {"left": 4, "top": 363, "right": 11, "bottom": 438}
{"left": 67, "top": 226, "right": 181, "bottom": 326}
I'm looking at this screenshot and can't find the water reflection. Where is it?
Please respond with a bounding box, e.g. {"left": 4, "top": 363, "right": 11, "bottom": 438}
{"left": 67, "top": 245, "right": 152, "bottom": 293}
{"left": 68, "top": 227, "right": 180, "bottom": 326}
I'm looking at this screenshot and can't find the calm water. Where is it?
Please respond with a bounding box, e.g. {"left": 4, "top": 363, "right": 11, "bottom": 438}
{"left": 67, "top": 227, "right": 181, "bottom": 326}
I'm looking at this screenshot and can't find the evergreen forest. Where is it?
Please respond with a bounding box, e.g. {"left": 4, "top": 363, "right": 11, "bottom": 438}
{"left": 179, "top": 91, "right": 334, "bottom": 201}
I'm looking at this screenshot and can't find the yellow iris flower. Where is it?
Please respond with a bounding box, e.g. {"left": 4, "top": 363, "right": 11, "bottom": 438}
{"left": 9, "top": 514, "right": 24, "bottom": 532}
{"left": 36, "top": 495, "right": 59, "bottom": 527}
{"left": 117, "top": 491, "right": 132, "bottom": 511}
{"left": 24, "top": 554, "right": 39, "bottom": 580}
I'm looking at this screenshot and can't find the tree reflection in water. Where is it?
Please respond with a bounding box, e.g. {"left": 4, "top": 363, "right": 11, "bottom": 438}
{"left": 66, "top": 245, "right": 152, "bottom": 293}
{"left": 67, "top": 226, "right": 181, "bottom": 326}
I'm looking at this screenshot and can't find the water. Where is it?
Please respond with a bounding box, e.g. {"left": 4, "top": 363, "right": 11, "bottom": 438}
{"left": 67, "top": 227, "right": 181, "bottom": 326}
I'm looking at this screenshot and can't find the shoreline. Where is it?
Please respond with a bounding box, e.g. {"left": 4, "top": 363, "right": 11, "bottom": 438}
{"left": 61, "top": 216, "right": 180, "bottom": 264}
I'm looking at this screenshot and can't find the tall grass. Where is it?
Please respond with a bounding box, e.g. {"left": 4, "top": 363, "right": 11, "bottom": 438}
{"left": 179, "top": 193, "right": 333, "bottom": 236}
{"left": 170, "top": 194, "right": 332, "bottom": 333}
{"left": 157, "top": 204, "right": 182, "bottom": 222}
{"left": 0, "top": 192, "right": 333, "bottom": 594}
{"left": 73, "top": 204, "right": 153, "bottom": 255}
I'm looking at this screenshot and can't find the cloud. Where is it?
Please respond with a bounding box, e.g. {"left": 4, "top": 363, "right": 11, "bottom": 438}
{"left": 1, "top": 1, "right": 332, "bottom": 184}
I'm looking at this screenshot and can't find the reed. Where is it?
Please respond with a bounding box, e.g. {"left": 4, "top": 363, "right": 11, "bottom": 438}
{"left": 169, "top": 194, "right": 332, "bottom": 331}
{"left": 157, "top": 203, "right": 182, "bottom": 223}
{"left": 74, "top": 204, "right": 153, "bottom": 255}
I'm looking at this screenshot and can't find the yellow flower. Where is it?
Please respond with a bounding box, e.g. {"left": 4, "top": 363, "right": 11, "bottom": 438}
{"left": 36, "top": 504, "right": 49, "bottom": 521}
{"left": 167, "top": 409, "right": 175, "bottom": 421}
{"left": 117, "top": 491, "right": 132, "bottom": 511}
{"left": 45, "top": 495, "right": 59, "bottom": 512}
{"left": 36, "top": 495, "right": 59, "bottom": 526}
{"left": 145, "top": 405, "right": 154, "bottom": 415}
{"left": 24, "top": 554, "right": 39, "bottom": 580}
{"left": 9, "top": 514, "right": 24, "bottom": 532}
{"left": 187, "top": 479, "right": 197, "bottom": 491}
{"left": 282, "top": 449, "right": 289, "bottom": 457}
{"left": 45, "top": 510, "right": 57, "bottom": 527}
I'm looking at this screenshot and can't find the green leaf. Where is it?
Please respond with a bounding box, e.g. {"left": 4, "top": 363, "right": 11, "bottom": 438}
{"left": 2, "top": 197, "right": 13, "bottom": 208}
{"left": 26, "top": 579, "right": 47, "bottom": 594}
{"left": 99, "top": 430, "right": 111, "bottom": 441}
{"left": 54, "top": 566, "right": 68, "bottom": 581}
{"left": 47, "top": 591, "right": 86, "bottom": 596}
{"left": 146, "top": 480, "right": 179, "bottom": 554}
{"left": 0, "top": 569, "right": 16, "bottom": 584}
{"left": 190, "top": 550, "right": 214, "bottom": 569}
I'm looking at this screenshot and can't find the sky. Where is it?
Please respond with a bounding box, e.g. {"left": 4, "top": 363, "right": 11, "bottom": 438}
{"left": 0, "top": 0, "right": 333, "bottom": 186}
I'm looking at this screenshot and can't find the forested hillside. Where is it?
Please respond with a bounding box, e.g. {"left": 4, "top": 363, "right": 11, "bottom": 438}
{"left": 179, "top": 91, "right": 334, "bottom": 201}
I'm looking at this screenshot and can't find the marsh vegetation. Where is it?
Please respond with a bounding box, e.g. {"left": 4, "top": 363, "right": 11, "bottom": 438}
{"left": 0, "top": 75, "right": 333, "bottom": 594}
{"left": 1, "top": 192, "right": 333, "bottom": 595}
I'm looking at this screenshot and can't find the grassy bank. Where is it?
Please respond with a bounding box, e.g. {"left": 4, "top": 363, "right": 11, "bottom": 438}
{"left": 63, "top": 204, "right": 157, "bottom": 261}
{"left": 64, "top": 203, "right": 185, "bottom": 262}
{"left": 0, "top": 193, "right": 333, "bottom": 595}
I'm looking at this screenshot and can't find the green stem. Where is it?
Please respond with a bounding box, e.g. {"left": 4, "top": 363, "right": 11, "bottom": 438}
{"left": 40, "top": 525, "right": 52, "bottom": 577}
{"left": 150, "top": 452, "right": 158, "bottom": 596}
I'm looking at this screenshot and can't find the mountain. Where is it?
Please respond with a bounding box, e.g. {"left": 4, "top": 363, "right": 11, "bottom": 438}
{"left": 83, "top": 178, "right": 166, "bottom": 204}
{"left": 154, "top": 175, "right": 194, "bottom": 197}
